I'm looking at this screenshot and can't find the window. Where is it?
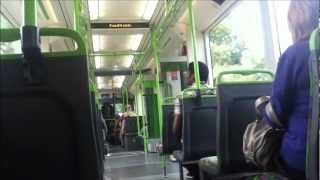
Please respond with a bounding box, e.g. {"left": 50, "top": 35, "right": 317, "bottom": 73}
{"left": 209, "top": 1, "right": 267, "bottom": 80}
{"left": 0, "top": 14, "right": 21, "bottom": 55}
{"left": 268, "top": 0, "right": 292, "bottom": 60}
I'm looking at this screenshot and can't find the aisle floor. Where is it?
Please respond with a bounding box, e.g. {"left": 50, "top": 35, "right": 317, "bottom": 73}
{"left": 103, "top": 151, "right": 185, "bottom": 180}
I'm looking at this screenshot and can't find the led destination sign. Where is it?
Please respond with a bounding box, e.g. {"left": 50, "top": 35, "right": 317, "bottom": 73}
{"left": 91, "top": 22, "right": 149, "bottom": 29}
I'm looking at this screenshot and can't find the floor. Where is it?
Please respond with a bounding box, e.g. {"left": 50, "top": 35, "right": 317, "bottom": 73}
{"left": 103, "top": 150, "right": 185, "bottom": 180}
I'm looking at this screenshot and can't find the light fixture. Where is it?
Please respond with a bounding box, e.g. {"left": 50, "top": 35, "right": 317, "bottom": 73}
{"left": 92, "top": 34, "right": 100, "bottom": 52}
{"left": 142, "top": 0, "right": 159, "bottom": 20}
{"left": 112, "top": 76, "right": 126, "bottom": 88}
{"left": 123, "top": 55, "right": 134, "bottom": 68}
{"left": 96, "top": 77, "right": 104, "bottom": 89}
{"left": 95, "top": 56, "right": 103, "bottom": 69}
{"left": 88, "top": 0, "right": 99, "bottom": 20}
{"left": 42, "top": 0, "right": 58, "bottom": 23}
{"left": 128, "top": 34, "right": 143, "bottom": 51}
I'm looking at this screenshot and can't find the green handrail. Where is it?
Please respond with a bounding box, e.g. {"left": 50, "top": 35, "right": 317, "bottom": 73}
{"left": 0, "top": 28, "right": 20, "bottom": 42}
{"left": 74, "top": 0, "right": 82, "bottom": 32}
{"left": 151, "top": 30, "right": 163, "bottom": 140}
{"left": 0, "top": 28, "right": 86, "bottom": 58}
{"left": 216, "top": 70, "right": 274, "bottom": 85}
{"left": 39, "top": 28, "right": 86, "bottom": 54}
{"left": 187, "top": 0, "right": 201, "bottom": 89}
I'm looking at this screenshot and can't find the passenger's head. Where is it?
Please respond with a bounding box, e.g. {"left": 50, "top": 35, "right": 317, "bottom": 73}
{"left": 288, "top": 0, "right": 318, "bottom": 43}
{"left": 187, "top": 61, "right": 209, "bottom": 85}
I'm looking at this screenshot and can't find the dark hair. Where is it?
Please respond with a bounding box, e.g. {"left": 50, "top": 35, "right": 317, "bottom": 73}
{"left": 188, "top": 61, "right": 209, "bottom": 82}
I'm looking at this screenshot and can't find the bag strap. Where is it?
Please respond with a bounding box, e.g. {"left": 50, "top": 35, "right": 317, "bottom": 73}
{"left": 255, "top": 96, "right": 269, "bottom": 120}
{"left": 265, "top": 102, "right": 284, "bottom": 128}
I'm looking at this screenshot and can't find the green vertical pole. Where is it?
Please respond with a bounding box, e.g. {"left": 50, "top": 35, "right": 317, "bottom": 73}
{"left": 187, "top": 0, "right": 201, "bottom": 89}
{"left": 125, "top": 88, "right": 129, "bottom": 107}
{"left": 151, "top": 29, "right": 166, "bottom": 171}
{"left": 24, "top": 0, "right": 37, "bottom": 26}
{"left": 74, "top": 0, "right": 81, "bottom": 32}
{"left": 122, "top": 89, "right": 125, "bottom": 111}
{"left": 151, "top": 30, "right": 163, "bottom": 139}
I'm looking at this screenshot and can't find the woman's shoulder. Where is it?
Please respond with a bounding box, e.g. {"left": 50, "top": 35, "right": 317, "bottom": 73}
{"left": 279, "top": 40, "right": 310, "bottom": 66}
{"left": 283, "top": 41, "right": 310, "bottom": 58}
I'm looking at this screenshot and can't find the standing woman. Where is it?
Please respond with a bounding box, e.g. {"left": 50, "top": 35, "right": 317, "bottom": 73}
{"left": 261, "top": 1, "right": 318, "bottom": 180}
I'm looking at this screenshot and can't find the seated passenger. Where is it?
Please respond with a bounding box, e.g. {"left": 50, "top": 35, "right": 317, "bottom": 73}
{"left": 120, "top": 105, "right": 138, "bottom": 146}
{"left": 172, "top": 61, "right": 209, "bottom": 179}
{"left": 123, "top": 105, "right": 138, "bottom": 117}
{"left": 260, "top": 1, "right": 317, "bottom": 180}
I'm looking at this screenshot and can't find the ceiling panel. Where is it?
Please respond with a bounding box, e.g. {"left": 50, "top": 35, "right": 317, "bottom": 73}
{"left": 99, "top": 0, "right": 147, "bottom": 20}
{"left": 97, "top": 76, "right": 125, "bottom": 89}
{"left": 95, "top": 55, "right": 134, "bottom": 69}
{"left": 89, "top": 0, "right": 159, "bottom": 90}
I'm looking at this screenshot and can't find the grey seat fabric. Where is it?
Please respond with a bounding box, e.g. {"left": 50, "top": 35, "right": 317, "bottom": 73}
{"left": 1, "top": 56, "right": 103, "bottom": 180}
{"left": 199, "top": 83, "right": 272, "bottom": 179}
{"left": 216, "top": 83, "right": 272, "bottom": 174}
{"left": 162, "top": 104, "right": 181, "bottom": 154}
{"left": 181, "top": 96, "right": 217, "bottom": 162}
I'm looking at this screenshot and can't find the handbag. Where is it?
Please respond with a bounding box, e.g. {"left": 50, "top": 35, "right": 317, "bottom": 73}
{"left": 243, "top": 96, "right": 285, "bottom": 170}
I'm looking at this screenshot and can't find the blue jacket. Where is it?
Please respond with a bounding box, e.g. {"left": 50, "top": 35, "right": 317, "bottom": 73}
{"left": 263, "top": 40, "right": 310, "bottom": 171}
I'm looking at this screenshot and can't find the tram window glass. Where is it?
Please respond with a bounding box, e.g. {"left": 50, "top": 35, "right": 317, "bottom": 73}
{"left": 115, "top": 104, "right": 124, "bottom": 114}
{"left": 0, "top": 14, "right": 21, "bottom": 55}
{"left": 40, "top": 37, "right": 76, "bottom": 52}
{"left": 209, "top": 1, "right": 266, "bottom": 81}
{"left": 268, "top": 0, "right": 292, "bottom": 60}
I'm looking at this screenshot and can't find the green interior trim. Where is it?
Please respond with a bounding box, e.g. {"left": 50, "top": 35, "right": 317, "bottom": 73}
{"left": 216, "top": 70, "right": 274, "bottom": 85}
{"left": 0, "top": 28, "right": 20, "bottom": 42}
{"left": 309, "top": 28, "right": 320, "bottom": 52}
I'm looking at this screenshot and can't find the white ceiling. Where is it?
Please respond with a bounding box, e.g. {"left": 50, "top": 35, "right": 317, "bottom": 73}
{"left": 89, "top": 0, "right": 159, "bottom": 90}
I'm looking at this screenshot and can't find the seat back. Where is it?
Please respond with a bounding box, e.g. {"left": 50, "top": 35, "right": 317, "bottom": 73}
{"left": 216, "top": 70, "right": 273, "bottom": 173}
{"left": 182, "top": 94, "right": 217, "bottom": 162}
{"left": 0, "top": 28, "right": 102, "bottom": 180}
{"left": 123, "top": 116, "right": 138, "bottom": 134}
{"left": 162, "top": 104, "right": 181, "bottom": 154}
{"left": 90, "top": 92, "right": 105, "bottom": 171}
{"left": 306, "top": 28, "right": 320, "bottom": 180}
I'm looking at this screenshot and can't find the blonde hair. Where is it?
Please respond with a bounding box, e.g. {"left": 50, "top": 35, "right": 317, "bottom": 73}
{"left": 288, "top": 0, "right": 318, "bottom": 43}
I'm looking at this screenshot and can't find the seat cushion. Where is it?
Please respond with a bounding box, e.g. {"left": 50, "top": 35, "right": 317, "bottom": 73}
{"left": 199, "top": 156, "right": 219, "bottom": 175}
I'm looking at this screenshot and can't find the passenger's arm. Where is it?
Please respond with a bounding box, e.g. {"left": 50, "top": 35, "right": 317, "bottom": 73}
{"left": 262, "top": 48, "right": 296, "bottom": 128}
{"left": 172, "top": 98, "right": 182, "bottom": 139}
